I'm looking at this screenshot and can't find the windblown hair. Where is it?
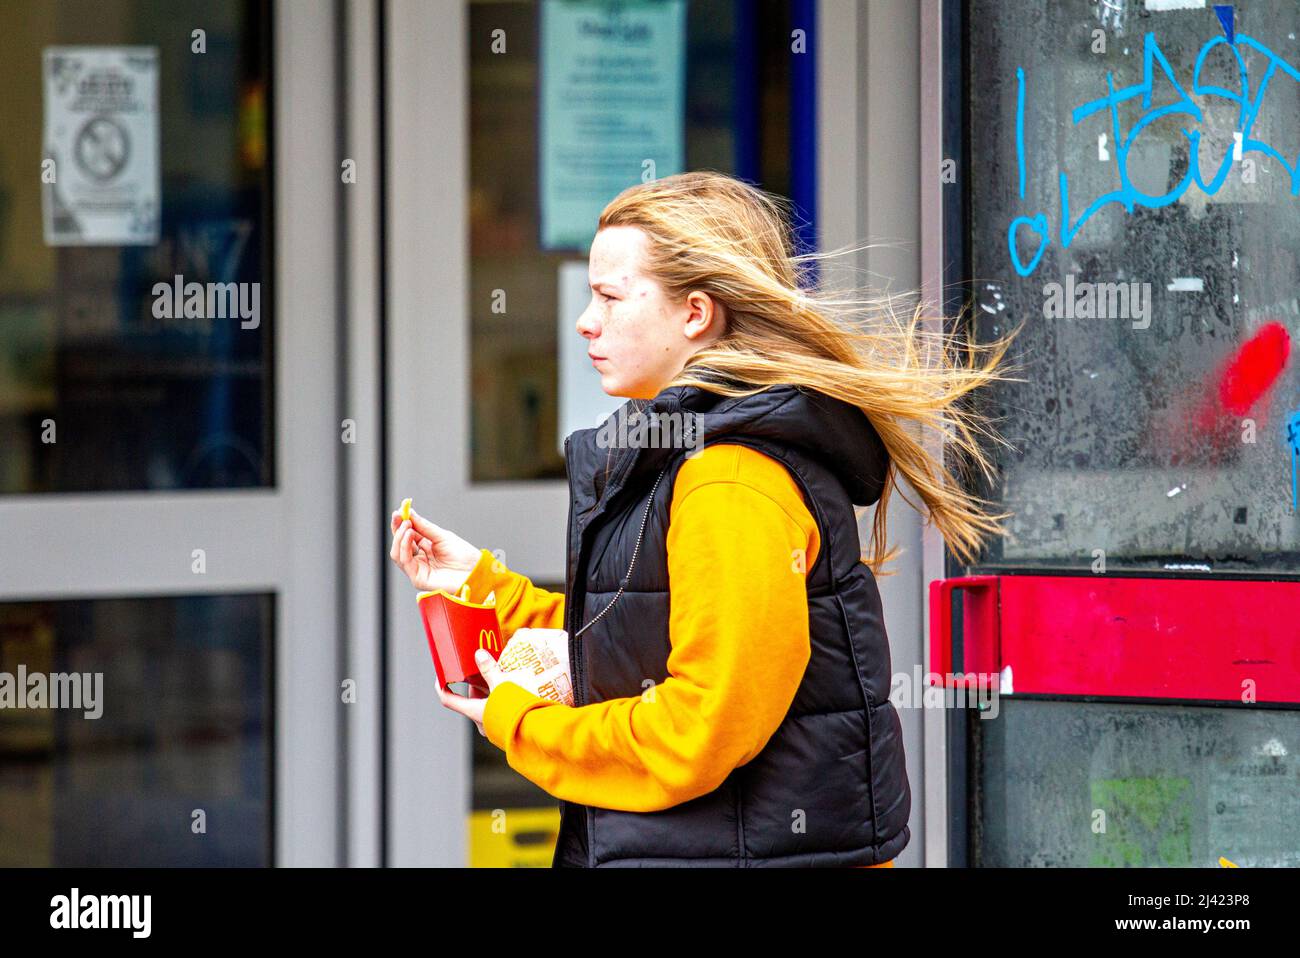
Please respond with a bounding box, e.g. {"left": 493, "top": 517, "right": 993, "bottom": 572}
{"left": 596, "top": 170, "right": 1022, "bottom": 572}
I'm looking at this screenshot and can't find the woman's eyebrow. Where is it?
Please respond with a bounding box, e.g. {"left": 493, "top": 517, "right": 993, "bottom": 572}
{"left": 590, "top": 280, "right": 622, "bottom": 293}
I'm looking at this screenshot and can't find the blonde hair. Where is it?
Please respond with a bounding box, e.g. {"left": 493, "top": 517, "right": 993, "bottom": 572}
{"left": 596, "top": 170, "right": 1022, "bottom": 572}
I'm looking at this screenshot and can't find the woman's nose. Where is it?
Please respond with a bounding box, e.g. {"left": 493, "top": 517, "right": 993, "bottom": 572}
{"left": 576, "top": 305, "right": 599, "bottom": 338}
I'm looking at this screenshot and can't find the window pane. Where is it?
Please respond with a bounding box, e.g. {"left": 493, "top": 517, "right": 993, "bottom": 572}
{"left": 467, "top": 0, "right": 793, "bottom": 481}
{"left": 0, "top": 594, "right": 272, "bottom": 866}
{"left": 973, "top": 699, "right": 1300, "bottom": 867}
{"left": 0, "top": 0, "right": 272, "bottom": 492}
{"left": 968, "top": 0, "right": 1300, "bottom": 571}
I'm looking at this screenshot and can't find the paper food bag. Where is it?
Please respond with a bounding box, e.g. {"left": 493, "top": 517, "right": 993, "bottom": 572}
{"left": 495, "top": 628, "right": 574, "bottom": 706}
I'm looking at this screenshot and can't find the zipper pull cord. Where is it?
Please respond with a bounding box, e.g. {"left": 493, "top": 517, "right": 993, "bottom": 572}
{"left": 574, "top": 463, "right": 670, "bottom": 637}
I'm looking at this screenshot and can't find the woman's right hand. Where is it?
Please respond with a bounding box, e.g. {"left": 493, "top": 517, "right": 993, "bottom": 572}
{"left": 389, "top": 506, "right": 484, "bottom": 594}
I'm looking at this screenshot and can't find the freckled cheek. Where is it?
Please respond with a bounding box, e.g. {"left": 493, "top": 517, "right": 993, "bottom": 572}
{"left": 604, "top": 310, "right": 648, "bottom": 358}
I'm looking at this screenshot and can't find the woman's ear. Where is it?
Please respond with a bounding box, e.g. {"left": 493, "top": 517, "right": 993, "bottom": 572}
{"left": 683, "top": 290, "right": 724, "bottom": 342}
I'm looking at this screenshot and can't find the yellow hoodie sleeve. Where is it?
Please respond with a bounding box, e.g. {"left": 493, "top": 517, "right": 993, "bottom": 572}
{"left": 457, "top": 547, "right": 566, "bottom": 637}
{"left": 481, "top": 443, "right": 821, "bottom": 813}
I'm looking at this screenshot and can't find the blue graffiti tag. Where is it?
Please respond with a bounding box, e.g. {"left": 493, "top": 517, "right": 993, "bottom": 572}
{"left": 1009, "top": 31, "right": 1300, "bottom": 277}
{"left": 1288, "top": 410, "right": 1300, "bottom": 511}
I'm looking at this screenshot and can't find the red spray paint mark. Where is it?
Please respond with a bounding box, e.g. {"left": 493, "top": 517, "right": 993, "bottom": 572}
{"left": 1163, "top": 322, "right": 1291, "bottom": 467}
{"left": 1191, "top": 321, "right": 1290, "bottom": 436}
{"left": 1218, "top": 322, "right": 1290, "bottom": 415}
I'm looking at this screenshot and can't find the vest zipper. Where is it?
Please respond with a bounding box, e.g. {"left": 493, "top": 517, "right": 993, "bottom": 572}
{"left": 566, "top": 459, "right": 670, "bottom": 866}
{"left": 574, "top": 463, "right": 669, "bottom": 637}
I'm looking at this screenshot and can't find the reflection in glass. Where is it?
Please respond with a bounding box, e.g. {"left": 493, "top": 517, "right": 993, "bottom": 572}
{"left": 0, "top": 594, "right": 271, "bottom": 866}
{"left": 974, "top": 699, "right": 1300, "bottom": 867}
{"left": 0, "top": 0, "right": 272, "bottom": 493}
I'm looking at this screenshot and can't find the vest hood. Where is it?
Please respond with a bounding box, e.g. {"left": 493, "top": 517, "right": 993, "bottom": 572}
{"left": 568, "top": 380, "right": 889, "bottom": 525}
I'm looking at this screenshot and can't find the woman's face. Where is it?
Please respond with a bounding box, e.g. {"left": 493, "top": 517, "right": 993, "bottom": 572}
{"left": 577, "top": 225, "right": 723, "bottom": 400}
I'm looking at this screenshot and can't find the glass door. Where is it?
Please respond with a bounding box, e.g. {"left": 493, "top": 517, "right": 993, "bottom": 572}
{"left": 938, "top": 0, "right": 1300, "bottom": 867}
{"left": 0, "top": 0, "right": 344, "bottom": 865}
{"left": 386, "top": 0, "right": 829, "bottom": 866}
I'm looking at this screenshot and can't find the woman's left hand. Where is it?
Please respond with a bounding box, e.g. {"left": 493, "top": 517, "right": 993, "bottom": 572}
{"left": 437, "top": 649, "right": 508, "bottom": 738}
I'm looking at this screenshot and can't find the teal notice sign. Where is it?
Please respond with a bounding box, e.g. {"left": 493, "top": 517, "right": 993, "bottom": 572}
{"left": 540, "top": 0, "right": 687, "bottom": 251}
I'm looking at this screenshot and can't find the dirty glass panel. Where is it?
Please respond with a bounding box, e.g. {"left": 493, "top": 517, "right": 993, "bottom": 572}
{"left": 0, "top": 0, "right": 272, "bottom": 493}
{"left": 967, "top": 0, "right": 1300, "bottom": 571}
{"left": 973, "top": 699, "right": 1300, "bottom": 867}
{"left": 0, "top": 594, "right": 271, "bottom": 866}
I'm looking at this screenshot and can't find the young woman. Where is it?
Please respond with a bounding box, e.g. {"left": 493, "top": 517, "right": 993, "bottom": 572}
{"left": 389, "top": 171, "right": 1014, "bottom": 867}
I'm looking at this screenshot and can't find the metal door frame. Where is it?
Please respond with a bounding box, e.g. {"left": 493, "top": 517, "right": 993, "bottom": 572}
{"left": 920, "top": 0, "right": 956, "bottom": 868}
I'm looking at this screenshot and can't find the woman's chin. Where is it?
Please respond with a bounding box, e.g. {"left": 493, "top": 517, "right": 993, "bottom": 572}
{"left": 597, "top": 372, "right": 652, "bottom": 400}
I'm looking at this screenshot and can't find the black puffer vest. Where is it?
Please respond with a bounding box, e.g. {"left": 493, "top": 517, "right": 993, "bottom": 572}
{"left": 555, "top": 380, "right": 911, "bottom": 867}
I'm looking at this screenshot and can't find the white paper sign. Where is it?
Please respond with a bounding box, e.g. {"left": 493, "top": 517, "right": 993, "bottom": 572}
{"left": 539, "top": 0, "right": 687, "bottom": 250}
{"left": 43, "top": 46, "right": 160, "bottom": 246}
{"left": 557, "top": 259, "right": 623, "bottom": 455}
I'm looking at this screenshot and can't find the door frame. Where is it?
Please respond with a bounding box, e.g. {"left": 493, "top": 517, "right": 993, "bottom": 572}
{"left": 386, "top": 0, "right": 522, "bottom": 868}
{"left": 341, "top": 0, "right": 385, "bottom": 871}
{"left": 919, "top": 0, "right": 951, "bottom": 869}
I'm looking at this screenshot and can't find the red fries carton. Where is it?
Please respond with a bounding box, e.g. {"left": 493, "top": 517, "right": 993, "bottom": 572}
{"left": 417, "top": 585, "right": 502, "bottom": 696}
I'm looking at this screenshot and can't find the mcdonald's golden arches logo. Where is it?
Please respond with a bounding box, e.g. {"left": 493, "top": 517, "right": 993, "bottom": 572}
{"left": 478, "top": 628, "right": 500, "bottom": 652}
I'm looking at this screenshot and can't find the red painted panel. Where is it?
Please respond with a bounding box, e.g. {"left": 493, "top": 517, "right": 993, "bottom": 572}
{"left": 930, "top": 575, "right": 1300, "bottom": 704}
